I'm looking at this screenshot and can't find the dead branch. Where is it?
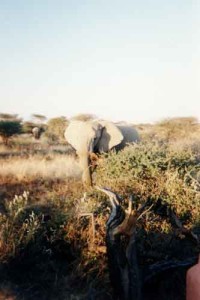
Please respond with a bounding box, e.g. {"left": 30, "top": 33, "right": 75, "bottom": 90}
{"left": 96, "top": 187, "right": 142, "bottom": 300}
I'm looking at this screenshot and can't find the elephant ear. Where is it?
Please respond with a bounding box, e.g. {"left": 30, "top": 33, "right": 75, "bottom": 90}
{"left": 97, "top": 121, "right": 124, "bottom": 152}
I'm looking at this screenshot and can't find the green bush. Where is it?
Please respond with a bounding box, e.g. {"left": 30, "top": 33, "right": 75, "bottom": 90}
{"left": 95, "top": 141, "right": 200, "bottom": 222}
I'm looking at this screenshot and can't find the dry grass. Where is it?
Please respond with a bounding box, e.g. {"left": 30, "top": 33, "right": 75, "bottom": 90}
{"left": 137, "top": 118, "right": 200, "bottom": 145}
{"left": 0, "top": 144, "right": 19, "bottom": 153}
{"left": 0, "top": 155, "right": 81, "bottom": 181}
{"left": 168, "top": 134, "right": 200, "bottom": 153}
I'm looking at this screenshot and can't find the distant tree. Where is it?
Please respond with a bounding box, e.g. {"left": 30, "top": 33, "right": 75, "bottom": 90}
{"left": 0, "top": 113, "right": 19, "bottom": 120}
{"left": 22, "top": 121, "right": 38, "bottom": 134}
{"left": 0, "top": 120, "right": 22, "bottom": 144}
{"left": 31, "top": 114, "right": 47, "bottom": 123}
{"left": 45, "top": 116, "right": 68, "bottom": 142}
{"left": 71, "top": 113, "right": 96, "bottom": 121}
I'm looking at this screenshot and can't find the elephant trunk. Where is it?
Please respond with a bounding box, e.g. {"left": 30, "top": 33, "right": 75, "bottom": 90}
{"left": 79, "top": 152, "right": 93, "bottom": 187}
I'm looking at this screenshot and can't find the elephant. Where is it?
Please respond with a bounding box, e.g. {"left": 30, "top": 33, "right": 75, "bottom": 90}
{"left": 32, "top": 127, "right": 43, "bottom": 140}
{"left": 64, "top": 119, "right": 139, "bottom": 186}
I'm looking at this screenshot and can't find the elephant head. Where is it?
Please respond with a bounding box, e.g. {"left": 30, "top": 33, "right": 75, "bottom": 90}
{"left": 64, "top": 120, "right": 124, "bottom": 186}
{"left": 32, "top": 127, "right": 42, "bottom": 139}
{"left": 32, "top": 126, "right": 45, "bottom": 140}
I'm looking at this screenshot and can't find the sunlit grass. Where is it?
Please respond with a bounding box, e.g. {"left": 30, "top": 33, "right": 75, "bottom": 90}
{"left": 0, "top": 155, "right": 81, "bottom": 180}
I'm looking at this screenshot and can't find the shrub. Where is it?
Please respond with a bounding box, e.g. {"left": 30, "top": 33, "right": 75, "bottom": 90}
{"left": 0, "top": 191, "right": 70, "bottom": 262}
{"left": 155, "top": 117, "right": 199, "bottom": 142}
{"left": 0, "top": 191, "right": 39, "bottom": 260}
{"left": 45, "top": 117, "right": 68, "bottom": 143}
{"left": 95, "top": 141, "right": 200, "bottom": 222}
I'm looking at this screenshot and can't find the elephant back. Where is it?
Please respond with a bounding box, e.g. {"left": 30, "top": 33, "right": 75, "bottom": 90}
{"left": 116, "top": 124, "right": 139, "bottom": 150}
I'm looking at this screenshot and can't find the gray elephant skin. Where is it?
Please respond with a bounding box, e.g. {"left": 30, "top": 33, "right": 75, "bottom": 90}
{"left": 64, "top": 120, "right": 139, "bottom": 186}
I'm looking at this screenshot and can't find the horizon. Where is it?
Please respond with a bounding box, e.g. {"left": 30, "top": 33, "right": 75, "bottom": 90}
{"left": 1, "top": 111, "right": 199, "bottom": 126}
{"left": 1, "top": 0, "right": 199, "bottom": 124}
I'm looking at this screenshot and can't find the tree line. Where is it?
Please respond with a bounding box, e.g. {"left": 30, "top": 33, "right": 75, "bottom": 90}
{"left": 0, "top": 113, "right": 96, "bottom": 144}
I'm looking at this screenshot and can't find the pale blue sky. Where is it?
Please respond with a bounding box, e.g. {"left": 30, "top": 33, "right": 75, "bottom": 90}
{"left": 0, "top": 0, "right": 199, "bottom": 123}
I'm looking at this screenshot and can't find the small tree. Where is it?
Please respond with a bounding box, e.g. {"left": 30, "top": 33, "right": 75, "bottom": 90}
{"left": 45, "top": 117, "right": 68, "bottom": 142}
{"left": 0, "top": 120, "right": 22, "bottom": 144}
{"left": 31, "top": 114, "right": 47, "bottom": 123}
{"left": 71, "top": 113, "right": 96, "bottom": 121}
